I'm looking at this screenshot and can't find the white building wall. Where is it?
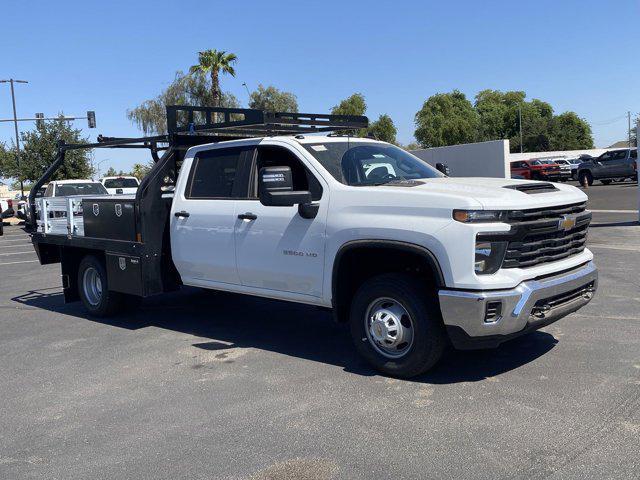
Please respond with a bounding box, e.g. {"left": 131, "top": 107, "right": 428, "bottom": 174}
{"left": 410, "top": 140, "right": 510, "bottom": 178}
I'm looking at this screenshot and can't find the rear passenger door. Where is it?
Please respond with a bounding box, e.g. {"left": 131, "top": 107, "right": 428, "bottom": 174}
{"left": 171, "top": 146, "right": 253, "bottom": 287}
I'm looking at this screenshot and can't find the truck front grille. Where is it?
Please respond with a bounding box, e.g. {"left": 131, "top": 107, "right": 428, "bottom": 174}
{"left": 501, "top": 202, "right": 591, "bottom": 269}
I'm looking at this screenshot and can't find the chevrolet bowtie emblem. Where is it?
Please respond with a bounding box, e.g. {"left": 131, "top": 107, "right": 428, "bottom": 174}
{"left": 559, "top": 214, "right": 577, "bottom": 232}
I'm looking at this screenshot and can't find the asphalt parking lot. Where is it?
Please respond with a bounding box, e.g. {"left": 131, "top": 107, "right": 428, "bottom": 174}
{"left": 1, "top": 182, "right": 639, "bottom": 479}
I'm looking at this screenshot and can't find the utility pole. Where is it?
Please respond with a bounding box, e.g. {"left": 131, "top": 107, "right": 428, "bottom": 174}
{"left": 628, "top": 111, "right": 632, "bottom": 149}
{"left": 518, "top": 106, "right": 523, "bottom": 154}
{"left": 0, "top": 79, "right": 28, "bottom": 197}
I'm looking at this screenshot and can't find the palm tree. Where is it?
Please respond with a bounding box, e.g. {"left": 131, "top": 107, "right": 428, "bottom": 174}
{"left": 189, "top": 50, "right": 237, "bottom": 107}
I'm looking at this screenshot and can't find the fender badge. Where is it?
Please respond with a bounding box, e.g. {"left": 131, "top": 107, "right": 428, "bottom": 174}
{"left": 92, "top": 204, "right": 99, "bottom": 216}
{"left": 119, "top": 257, "right": 126, "bottom": 270}
{"left": 115, "top": 204, "right": 122, "bottom": 217}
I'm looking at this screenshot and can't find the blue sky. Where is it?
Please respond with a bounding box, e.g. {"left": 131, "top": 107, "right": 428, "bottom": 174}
{"left": 1, "top": 0, "right": 638, "bottom": 177}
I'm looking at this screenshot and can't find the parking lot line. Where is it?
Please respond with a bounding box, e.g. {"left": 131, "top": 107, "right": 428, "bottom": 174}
{"left": 588, "top": 243, "right": 640, "bottom": 252}
{"left": 0, "top": 243, "right": 33, "bottom": 249}
{"left": 590, "top": 209, "right": 638, "bottom": 213}
{"left": 0, "top": 251, "right": 36, "bottom": 256}
{"left": 0, "top": 260, "right": 39, "bottom": 266}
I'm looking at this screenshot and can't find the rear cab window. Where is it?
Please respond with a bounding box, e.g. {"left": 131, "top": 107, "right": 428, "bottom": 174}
{"left": 103, "top": 178, "right": 139, "bottom": 189}
{"left": 185, "top": 146, "right": 253, "bottom": 199}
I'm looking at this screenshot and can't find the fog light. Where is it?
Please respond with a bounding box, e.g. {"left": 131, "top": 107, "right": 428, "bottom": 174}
{"left": 475, "top": 241, "right": 507, "bottom": 275}
{"left": 484, "top": 301, "right": 503, "bottom": 323}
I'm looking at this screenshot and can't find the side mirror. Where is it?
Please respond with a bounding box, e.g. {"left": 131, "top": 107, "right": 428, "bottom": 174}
{"left": 259, "top": 166, "right": 312, "bottom": 207}
{"left": 435, "top": 162, "right": 450, "bottom": 176}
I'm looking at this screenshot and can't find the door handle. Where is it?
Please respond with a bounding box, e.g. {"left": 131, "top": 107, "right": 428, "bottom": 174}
{"left": 174, "top": 211, "right": 190, "bottom": 218}
{"left": 237, "top": 212, "right": 257, "bottom": 220}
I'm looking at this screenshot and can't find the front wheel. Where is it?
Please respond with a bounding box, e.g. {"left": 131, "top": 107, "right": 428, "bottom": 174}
{"left": 578, "top": 171, "right": 593, "bottom": 186}
{"left": 78, "top": 255, "right": 125, "bottom": 317}
{"left": 349, "top": 273, "right": 446, "bottom": 378}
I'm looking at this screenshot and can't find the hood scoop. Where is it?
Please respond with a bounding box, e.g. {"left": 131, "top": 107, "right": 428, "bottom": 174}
{"left": 503, "top": 182, "right": 558, "bottom": 194}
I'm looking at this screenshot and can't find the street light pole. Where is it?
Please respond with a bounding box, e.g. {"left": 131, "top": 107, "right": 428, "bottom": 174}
{"left": 1, "top": 79, "right": 29, "bottom": 197}
{"left": 518, "top": 106, "right": 523, "bottom": 154}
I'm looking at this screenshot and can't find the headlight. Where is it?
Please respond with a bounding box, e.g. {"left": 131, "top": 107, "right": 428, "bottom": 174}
{"left": 475, "top": 241, "right": 507, "bottom": 275}
{"left": 453, "top": 210, "right": 508, "bottom": 223}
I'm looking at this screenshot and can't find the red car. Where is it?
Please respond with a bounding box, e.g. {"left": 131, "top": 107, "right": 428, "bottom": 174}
{"left": 510, "top": 159, "right": 562, "bottom": 181}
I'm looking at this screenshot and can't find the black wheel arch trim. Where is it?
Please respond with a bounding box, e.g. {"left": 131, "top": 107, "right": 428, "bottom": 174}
{"left": 331, "top": 239, "right": 446, "bottom": 320}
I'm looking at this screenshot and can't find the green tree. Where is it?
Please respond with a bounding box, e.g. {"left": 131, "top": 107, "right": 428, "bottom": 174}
{"left": 631, "top": 114, "right": 638, "bottom": 147}
{"left": 331, "top": 93, "right": 366, "bottom": 116}
{"left": 127, "top": 71, "right": 240, "bottom": 135}
{"left": 189, "top": 50, "right": 237, "bottom": 107}
{"left": 104, "top": 166, "right": 118, "bottom": 177}
{"left": 0, "top": 142, "right": 10, "bottom": 178}
{"left": 472, "top": 89, "right": 593, "bottom": 153}
{"left": 367, "top": 114, "right": 397, "bottom": 143}
{"left": 131, "top": 161, "right": 154, "bottom": 181}
{"left": 1, "top": 117, "right": 93, "bottom": 183}
{"left": 248, "top": 84, "right": 298, "bottom": 112}
{"left": 402, "top": 142, "right": 421, "bottom": 151}
{"left": 474, "top": 89, "right": 526, "bottom": 141}
{"left": 511, "top": 99, "right": 555, "bottom": 153}
{"left": 331, "top": 93, "right": 367, "bottom": 136}
{"left": 414, "top": 90, "right": 479, "bottom": 148}
{"left": 549, "top": 112, "right": 594, "bottom": 150}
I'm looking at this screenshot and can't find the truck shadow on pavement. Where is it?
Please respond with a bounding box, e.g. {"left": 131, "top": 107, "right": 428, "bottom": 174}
{"left": 12, "top": 287, "right": 558, "bottom": 384}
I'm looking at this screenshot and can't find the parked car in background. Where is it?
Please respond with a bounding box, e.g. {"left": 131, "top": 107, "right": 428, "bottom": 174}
{"left": 17, "top": 185, "right": 47, "bottom": 221}
{"left": 0, "top": 198, "right": 15, "bottom": 219}
{"left": 537, "top": 159, "right": 571, "bottom": 181}
{"left": 577, "top": 148, "right": 638, "bottom": 185}
{"left": 43, "top": 180, "right": 109, "bottom": 197}
{"left": 37, "top": 180, "right": 108, "bottom": 221}
{"left": 558, "top": 158, "right": 583, "bottom": 180}
{"left": 510, "top": 159, "right": 562, "bottom": 181}
{"left": 100, "top": 176, "right": 140, "bottom": 195}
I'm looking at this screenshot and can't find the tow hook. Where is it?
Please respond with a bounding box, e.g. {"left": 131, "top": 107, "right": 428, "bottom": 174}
{"left": 532, "top": 304, "right": 551, "bottom": 319}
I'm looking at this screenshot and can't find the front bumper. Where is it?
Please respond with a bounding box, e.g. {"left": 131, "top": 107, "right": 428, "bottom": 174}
{"left": 438, "top": 261, "right": 597, "bottom": 349}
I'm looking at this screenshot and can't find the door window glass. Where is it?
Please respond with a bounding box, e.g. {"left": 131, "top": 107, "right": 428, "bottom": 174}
{"left": 187, "top": 147, "right": 244, "bottom": 199}
{"left": 253, "top": 146, "right": 323, "bottom": 201}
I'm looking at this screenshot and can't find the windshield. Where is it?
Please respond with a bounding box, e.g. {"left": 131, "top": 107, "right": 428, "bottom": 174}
{"left": 103, "top": 178, "right": 139, "bottom": 188}
{"left": 56, "top": 183, "right": 108, "bottom": 196}
{"left": 530, "top": 160, "right": 542, "bottom": 166}
{"left": 302, "top": 141, "right": 443, "bottom": 186}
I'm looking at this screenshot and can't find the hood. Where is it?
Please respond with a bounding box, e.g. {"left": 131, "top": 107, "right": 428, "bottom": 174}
{"left": 376, "top": 177, "right": 587, "bottom": 210}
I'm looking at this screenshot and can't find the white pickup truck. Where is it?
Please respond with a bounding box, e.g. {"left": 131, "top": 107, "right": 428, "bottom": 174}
{"left": 29, "top": 106, "right": 597, "bottom": 378}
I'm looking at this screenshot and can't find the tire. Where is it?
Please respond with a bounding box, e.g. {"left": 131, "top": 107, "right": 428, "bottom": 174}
{"left": 600, "top": 179, "right": 611, "bottom": 185}
{"left": 77, "top": 255, "right": 125, "bottom": 317}
{"left": 349, "top": 273, "right": 446, "bottom": 378}
{"left": 578, "top": 171, "right": 593, "bottom": 186}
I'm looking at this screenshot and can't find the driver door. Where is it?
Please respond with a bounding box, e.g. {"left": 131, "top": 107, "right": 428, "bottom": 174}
{"left": 234, "top": 144, "right": 327, "bottom": 298}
